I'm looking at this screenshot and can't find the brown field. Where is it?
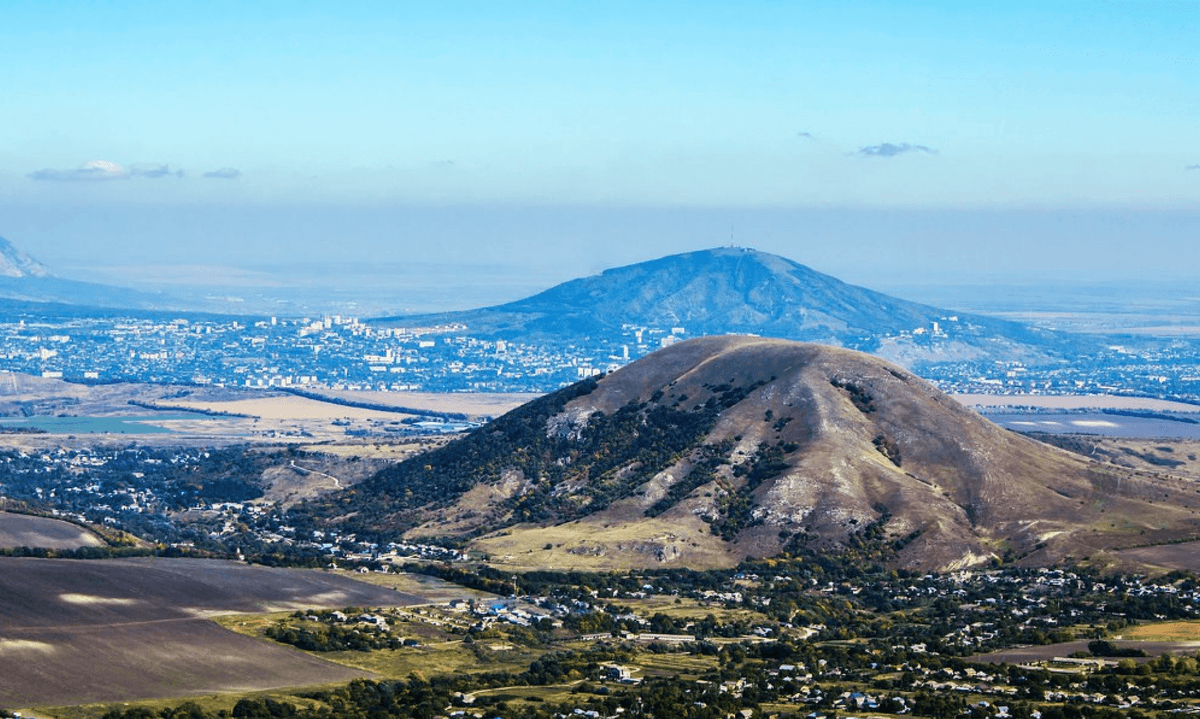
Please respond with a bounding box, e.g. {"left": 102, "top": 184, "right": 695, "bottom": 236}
{"left": 0, "top": 618, "right": 367, "bottom": 707}
{"left": 0, "top": 372, "right": 279, "bottom": 418}
{"left": 1084, "top": 438, "right": 1200, "bottom": 479}
{"left": 325, "top": 568, "right": 499, "bottom": 603}
{"left": 0, "top": 557, "right": 435, "bottom": 709}
{"left": 0, "top": 512, "right": 105, "bottom": 549}
{"left": 296, "top": 389, "right": 538, "bottom": 420}
{"left": 0, "top": 370, "right": 530, "bottom": 444}
{"left": 0, "top": 557, "right": 426, "bottom": 626}
{"left": 1116, "top": 541, "right": 1200, "bottom": 573}
{"left": 968, "top": 638, "right": 1200, "bottom": 665}
{"left": 634, "top": 652, "right": 717, "bottom": 678}
{"left": 158, "top": 395, "right": 414, "bottom": 421}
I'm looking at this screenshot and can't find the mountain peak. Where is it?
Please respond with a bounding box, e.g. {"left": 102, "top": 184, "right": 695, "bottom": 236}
{"left": 375, "top": 245, "right": 1079, "bottom": 370}
{"left": 479, "top": 245, "right": 938, "bottom": 341}
{"left": 313, "top": 336, "right": 1200, "bottom": 571}
{"left": 0, "top": 237, "right": 51, "bottom": 279}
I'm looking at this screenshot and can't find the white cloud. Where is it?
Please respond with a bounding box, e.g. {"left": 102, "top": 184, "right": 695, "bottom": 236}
{"left": 856, "top": 143, "right": 937, "bottom": 158}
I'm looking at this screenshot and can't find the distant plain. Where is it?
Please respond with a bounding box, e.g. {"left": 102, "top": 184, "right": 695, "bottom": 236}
{"left": 0, "top": 371, "right": 531, "bottom": 444}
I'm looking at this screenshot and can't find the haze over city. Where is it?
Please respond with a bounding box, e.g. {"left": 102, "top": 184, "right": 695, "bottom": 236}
{"left": 3, "top": 1, "right": 1198, "bottom": 313}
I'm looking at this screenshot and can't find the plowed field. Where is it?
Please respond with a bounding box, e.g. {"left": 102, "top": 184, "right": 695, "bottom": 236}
{"left": 0, "top": 557, "right": 427, "bottom": 708}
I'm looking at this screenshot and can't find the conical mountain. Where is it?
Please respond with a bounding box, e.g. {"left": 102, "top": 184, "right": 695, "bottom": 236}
{"left": 488, "top": 247, "right": 952, "bottom": 340}
{"left": 310, "top": 336, "right": 1200, "bottom": 571}
{"left": 376, "top": 247, "right": 1079, "bottom": 364}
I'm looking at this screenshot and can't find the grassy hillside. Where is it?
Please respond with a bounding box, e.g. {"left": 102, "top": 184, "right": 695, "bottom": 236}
{"left": 301, "top": 337, "right": 1200, "bottom": 571}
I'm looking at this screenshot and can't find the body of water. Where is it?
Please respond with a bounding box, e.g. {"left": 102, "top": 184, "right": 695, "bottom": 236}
{"left": 0, "top": 414, "right": 206, "bottom": 434}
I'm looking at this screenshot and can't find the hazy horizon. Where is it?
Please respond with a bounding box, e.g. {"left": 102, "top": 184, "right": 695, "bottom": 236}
{"left": 3, "top": 1, "right": 1198, "bottom": 314}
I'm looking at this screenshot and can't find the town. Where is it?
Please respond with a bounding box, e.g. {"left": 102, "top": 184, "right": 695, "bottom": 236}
{"left": 3, "top": 309, "right": 1200, "bottom": 403}
{"left": 84, "top": 559, "right": 1200, "bottom": 719}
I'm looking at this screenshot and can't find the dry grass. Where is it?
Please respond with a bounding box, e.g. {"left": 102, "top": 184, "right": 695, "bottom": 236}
{"left": 160, "top": 396, "right": 413, "bottom": 421}
{"left": 214, "top": 606, "right": 541, "bottom": 681}
{"left": 0, "top": 371, "right": 508, "bottom": 445}
{"left": 473, "top": 513, "right": 737, "bottom": 572}
{"left": 970, "top": 638, "right": 1200, "bottom": 664}
{"left": 1122, "top": 621, "right": 1200, "bottom": 642}
{"left": 319, "top": 641, "right": 542, "bottom": 680}
{"left": 468, "top": 682, "right": 585, "bottom": 706}
{"left": 300, "top": 389, "right": 538, "bottom": 420}
{"left": 1116, "top": 542, "right": 1200, "bottom": 573}
{"left": 634, "top": 652, "right": 718, "bottom": 678}
{"left": 296, "top": 437, "right": 451, "bottom": 460}
{"left": 615, "top": 596, "right": 768, "bottom": 624}
{"left": 1075, "top": 438, "right": 1200, "bottom": 482}
{"left": 324, "top": 569, "right": 499, "bottom": 603}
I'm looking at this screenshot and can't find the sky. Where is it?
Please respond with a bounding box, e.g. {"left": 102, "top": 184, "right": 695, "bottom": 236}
{"left": 2, "top": 1, "right": 1199, "bottom": 309}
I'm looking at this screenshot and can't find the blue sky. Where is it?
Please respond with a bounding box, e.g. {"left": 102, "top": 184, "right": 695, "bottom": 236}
{"left": 3, "top": 1, "right": 1199, "bottom": 300}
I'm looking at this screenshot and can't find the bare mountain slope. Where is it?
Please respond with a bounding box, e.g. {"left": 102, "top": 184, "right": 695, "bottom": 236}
{"left": 0, "top": 235, "right": 178, "bottom": 310}
{"left": 317, "top": 337, "right": 1200, "bottom": 571}
{"left": 0, "top": 236, "right": 50, "bottom": 278}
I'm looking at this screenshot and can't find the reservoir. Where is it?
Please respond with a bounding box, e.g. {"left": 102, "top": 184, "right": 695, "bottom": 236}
{"left": 0, "top": 414, "right": 206, "bottom": 434}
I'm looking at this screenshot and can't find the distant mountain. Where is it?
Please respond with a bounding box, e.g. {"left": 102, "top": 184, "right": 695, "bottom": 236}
{"left": 0, "top": 237, "right": 50, "bottom": 278}
{"left": 304, "top": 336, "right": 1200, "bottom": 572}
{"left": 375, "top": 247, "right": 1087, "bottom": 367}
{"left": 0, "top": 236, "right": 172, "bottom": 310}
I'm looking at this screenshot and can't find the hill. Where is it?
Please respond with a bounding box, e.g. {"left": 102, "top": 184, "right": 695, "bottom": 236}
{"left": 305, "top": 336, "right": 1200, "bottom": 571}
{"left": 374, "top": 247, "right": 1086, "bottom": 366}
